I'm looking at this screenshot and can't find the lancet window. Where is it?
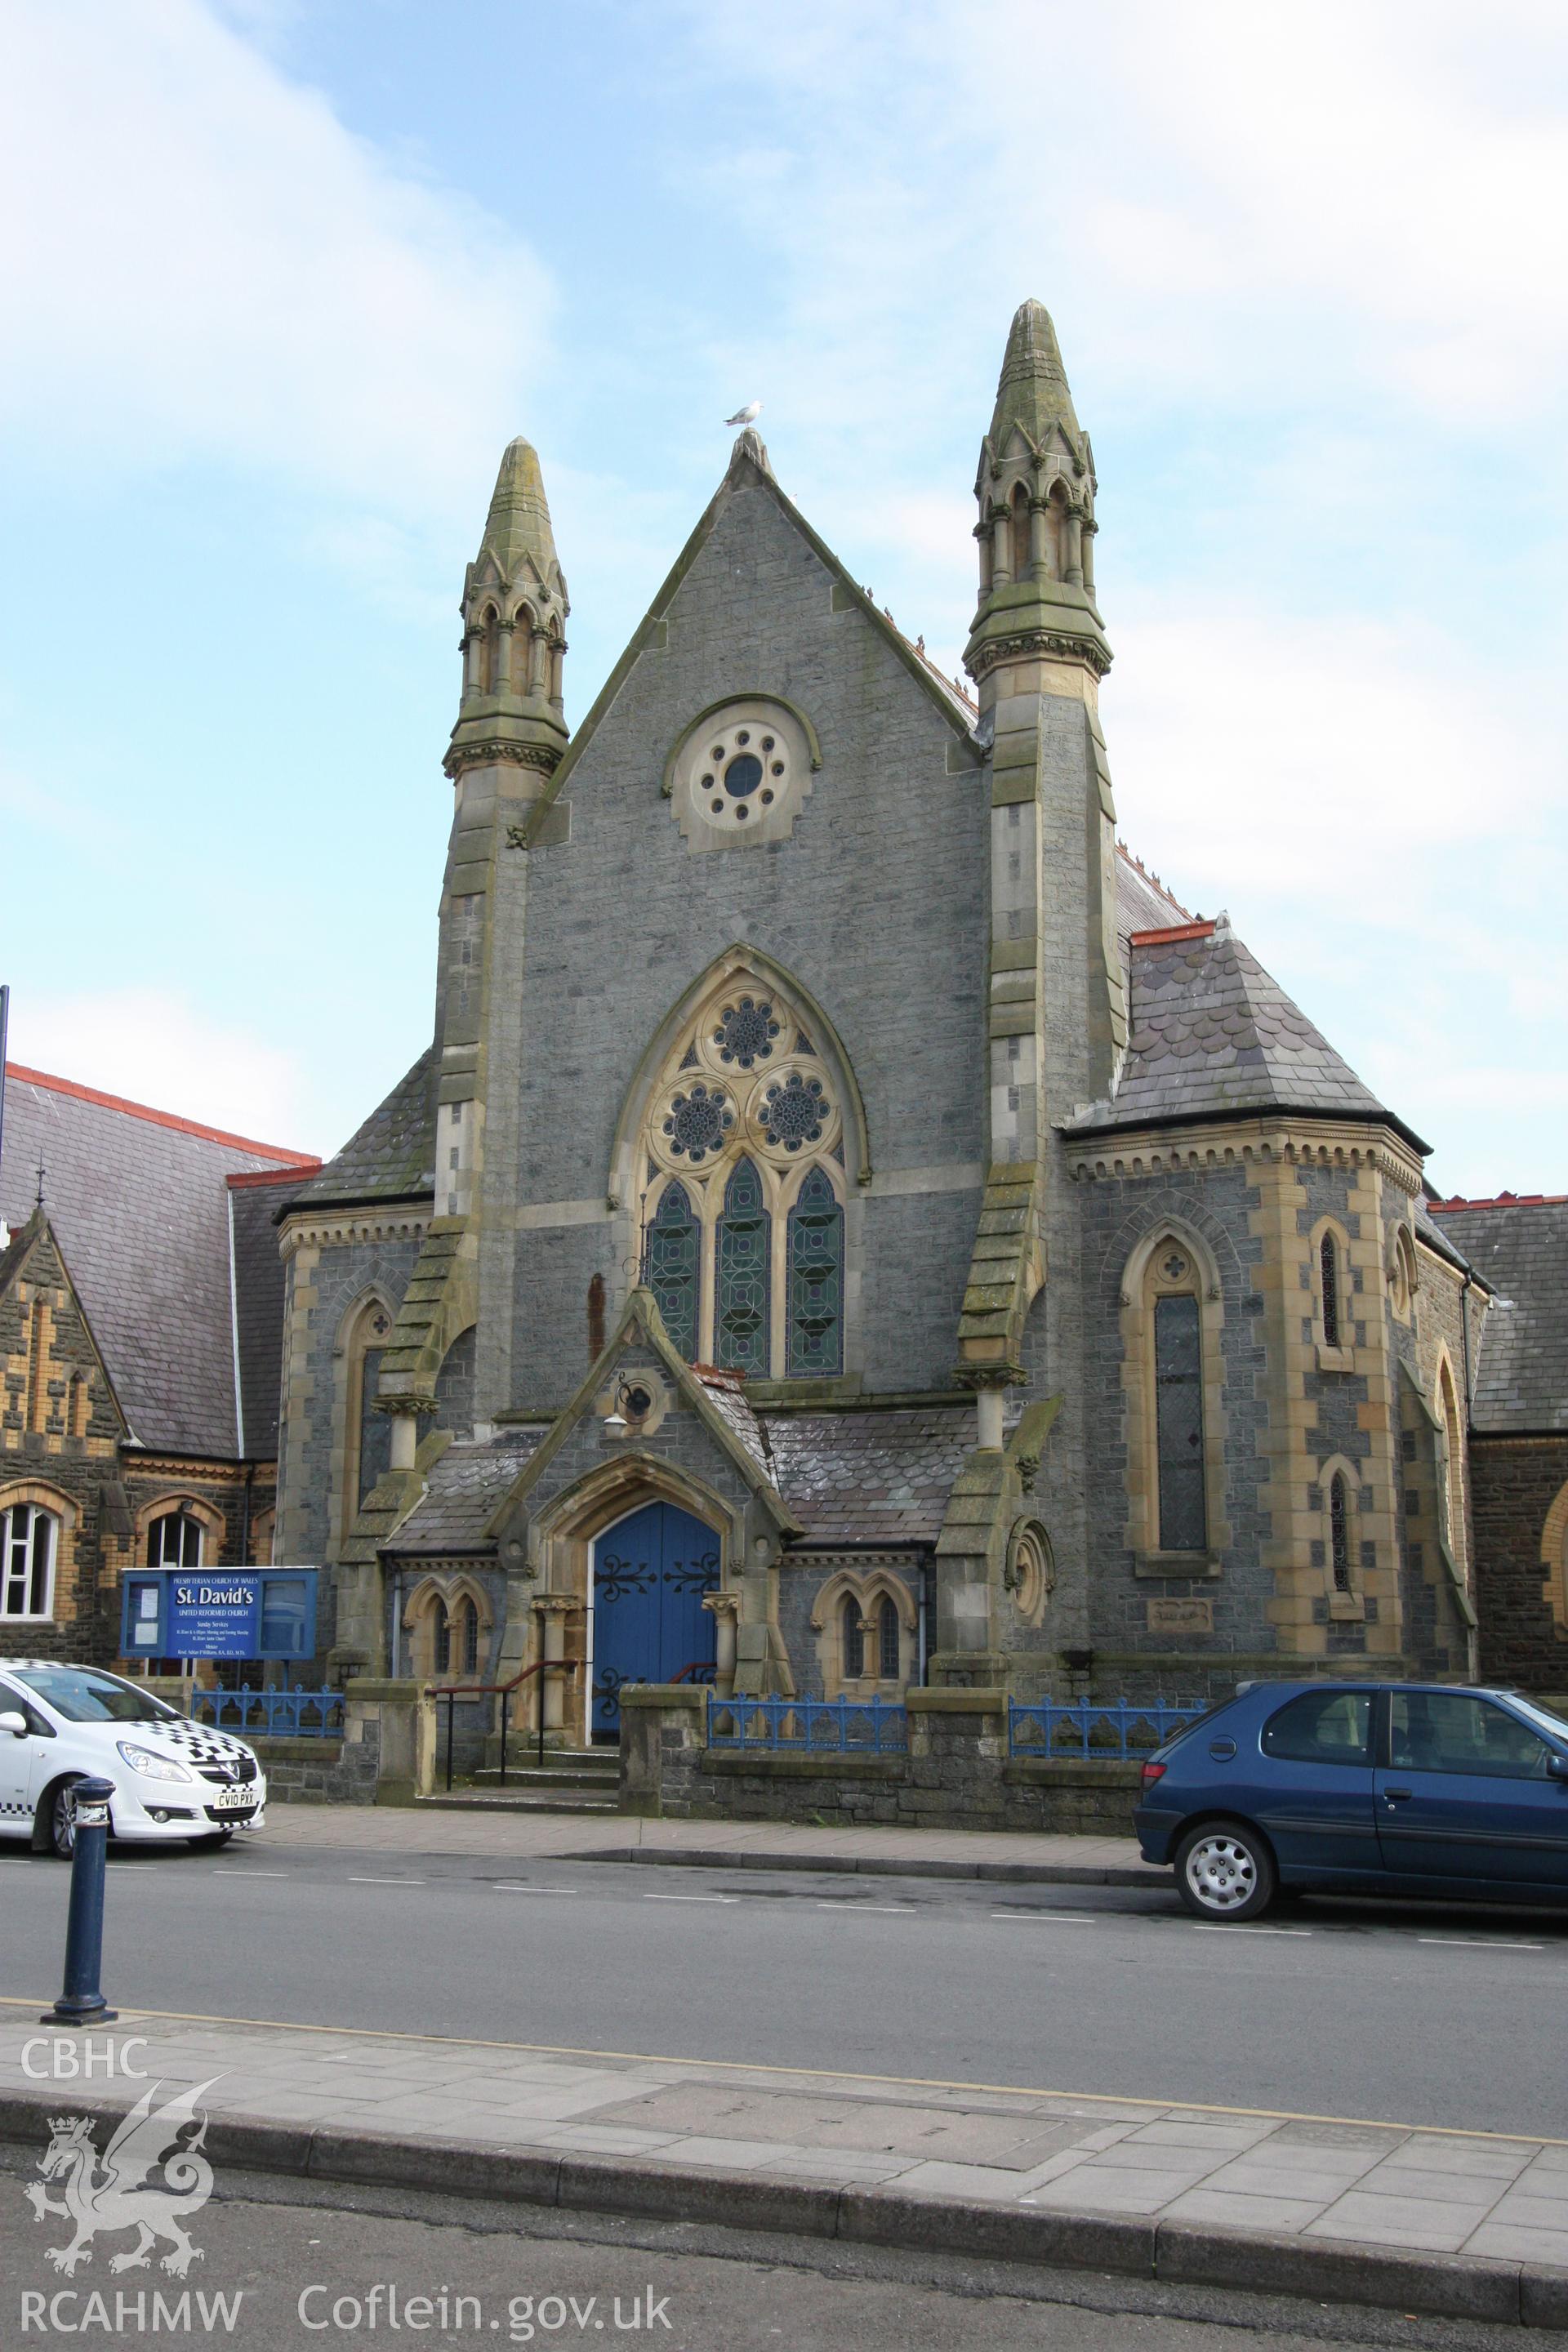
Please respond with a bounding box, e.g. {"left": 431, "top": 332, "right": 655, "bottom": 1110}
{"left": 636, "top": 971, "right": 849, "bottom": 1379}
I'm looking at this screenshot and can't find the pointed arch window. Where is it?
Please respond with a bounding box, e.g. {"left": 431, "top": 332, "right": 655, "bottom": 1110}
{"left": 433, "top": 1600, "right": 452, "bottom": 1677}
{"left": 786, "top": 1168, "right": 844, "bottom": 1376}
{"left": 647, "top": 1182, "right": 700, "bottom": 1361}
{"left": 1154, "top": 1293, "right": 1207, "bottom": 1553}
{"left": 878, "top": 1595, "right": 900, "bottom": 1680}
{"left": 633, "top": 964, "right": 854, "bottom": 1382}
{"left": 842, "top": 1594, "right": 865, "bottom": 1681}
{"left": 716, "top": 1159, "right": 770, "bottom": 1374}
{"left": 1320, "top": 1233, "right": 1341, "bottom": 1348}
{"left": 459, "top": 1596, "right": 479, "bottom": 1677}
{"left": 1329, "top": 1472, "right": 1352, "bottom": 1592}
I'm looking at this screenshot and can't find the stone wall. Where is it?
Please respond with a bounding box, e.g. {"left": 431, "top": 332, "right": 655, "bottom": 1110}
{"left": 1471, "top": 1436, "right": 1568, "bottom": 1690}
{"left": 248, "top": 1726, "right": 378, "bottom": 1805}
{"left": 619, "top": 1685, "right": 1142, "bottom": 1835}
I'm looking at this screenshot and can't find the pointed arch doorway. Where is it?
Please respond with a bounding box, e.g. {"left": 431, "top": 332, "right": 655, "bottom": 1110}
{"left": 590, "top": 1501, "right": 719, "bottom": 1739}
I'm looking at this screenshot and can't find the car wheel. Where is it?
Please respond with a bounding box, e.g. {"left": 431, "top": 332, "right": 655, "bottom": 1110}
{"left": 41, "top": 1777, "right": 87, "bottom": 1860}
{"left": 1174, "top": 1820, "right": 1276, "bottom": 1921}
{"left": 187, "top": 1830, "right": 234, "bottom": 1851}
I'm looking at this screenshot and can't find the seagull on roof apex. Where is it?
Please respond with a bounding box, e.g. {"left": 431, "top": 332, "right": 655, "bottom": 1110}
{"left": 724, "top": 400, "right": 763, "bottom": 427}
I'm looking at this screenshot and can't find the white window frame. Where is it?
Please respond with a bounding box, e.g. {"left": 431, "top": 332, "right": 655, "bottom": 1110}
{"left": 1, "top": 1503, "right": 59, "bottom": 1621}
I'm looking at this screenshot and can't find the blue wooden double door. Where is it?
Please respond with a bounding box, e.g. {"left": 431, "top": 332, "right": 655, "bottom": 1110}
{"left": 591, "top": 1502, "right": 719, "bottom": 1738}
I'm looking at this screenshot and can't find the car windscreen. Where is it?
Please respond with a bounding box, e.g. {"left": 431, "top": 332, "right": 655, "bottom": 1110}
{"left": 1508, "top": 1695, "right": 1568, "bottom": 1748}
{"left": 11, "top": 1667, "right": 179, "bottom": 1725}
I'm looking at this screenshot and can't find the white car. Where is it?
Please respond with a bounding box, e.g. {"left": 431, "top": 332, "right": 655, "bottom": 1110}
{"left": 0, "top": 1659, "right": 267, "bottom": 1856}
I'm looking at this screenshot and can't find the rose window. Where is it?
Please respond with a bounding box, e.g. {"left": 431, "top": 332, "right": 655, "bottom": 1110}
{"left": 669, "top": 698, "right": 815, "bottom": 849}
{"left": 760, "top": 1071, "right": 826, "bottom": 1152}
{"left": 713, "top": 997, "right": 781, "bottom": 1069}
{"left": 662, "top": 1083, "right": 733, "bottom": 1165}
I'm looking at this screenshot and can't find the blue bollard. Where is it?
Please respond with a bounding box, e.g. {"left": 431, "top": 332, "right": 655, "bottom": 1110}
{"left": 42, "top": 1776, "right": 118, "bottom": 2027}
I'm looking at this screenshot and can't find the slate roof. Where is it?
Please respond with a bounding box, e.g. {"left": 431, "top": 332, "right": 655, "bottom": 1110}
{"left": 381, "top": 1432, "right": 547, "bottom": 1557}
{"left": 0, "top": 1066, "right": 316, "bottom": 1457}
{"left": 1067, "top": 915, "right": 1428, "bottom": 1152}
{"left": 764, "top": 1409, "right": 973, "bottom": 1547}
{"left": 227, "top": 1172, "right": 300, "bottom": 1457}
{"left": 285, "top": 1046, "right": 437, "bottom": 1211}
{"left": 696, "top": 1370, "right": 772, "bottom": 1482}
{"left": 1428, "top": 1198, "right": 1568, "bottom": 1435}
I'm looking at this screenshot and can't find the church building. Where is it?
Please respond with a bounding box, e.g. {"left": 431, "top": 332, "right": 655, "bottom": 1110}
{"left": 263, "top": 298, "right": 1527, "bottom": 1737}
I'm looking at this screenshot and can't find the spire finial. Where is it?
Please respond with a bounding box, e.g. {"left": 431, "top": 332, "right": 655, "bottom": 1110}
{"left": 479, "top": 435, "right": 564, "bottom": 595}
{"left": 987, "top": 297, "right": 1083, "bottom": 458}
{"left": 34, "top": 1152, "right": 45, "bottom": 1208}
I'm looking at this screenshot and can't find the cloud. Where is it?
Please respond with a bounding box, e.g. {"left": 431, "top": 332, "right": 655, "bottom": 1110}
{"left": 7, "top": 990, "right": 314, "bottom": 1152}
{"left": 0, "top": 0, "right": 550, "bottom": 523}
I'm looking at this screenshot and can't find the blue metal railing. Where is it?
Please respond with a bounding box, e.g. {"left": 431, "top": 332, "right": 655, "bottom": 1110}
{"left": 191, "top": 1686, "right": 345, "bottom": 1739}
{"left": 1008, "top": 1697, "right": 1206, "bottom": 1760}
{"left": 707, "top": 1695, "right": 908, "bottom": 1753}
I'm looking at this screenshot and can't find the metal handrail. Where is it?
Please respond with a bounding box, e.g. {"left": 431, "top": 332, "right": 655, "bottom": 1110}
{"left": 670, "top": 1659, "right": 717, "bottom": 1685}
{"left": 426, "top": 1659, "right": 580, "bottom": 1788}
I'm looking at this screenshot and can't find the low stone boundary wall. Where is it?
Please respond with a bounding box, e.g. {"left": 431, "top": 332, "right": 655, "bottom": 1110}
{"left": 226, "top": 1680, "right": 426, "bottom": 1806}
{"left": 619, "top": 1686, "right": 1142, "bottom": 1835}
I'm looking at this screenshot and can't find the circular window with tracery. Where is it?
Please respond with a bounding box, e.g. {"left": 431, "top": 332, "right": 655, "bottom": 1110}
{"left": 668, "top": 697, "right": 817, "bottom": 850}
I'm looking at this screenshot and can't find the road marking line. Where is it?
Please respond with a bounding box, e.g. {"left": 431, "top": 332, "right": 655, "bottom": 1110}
{"left": 816, "top": 1902, "right": 915, "bottom": 1912}
{"left": 347, "top": 1877, "right": 425, "bottom": 1886}
{"left": 1419, "top": 1936, "right": 1544, "bottom": 1951}
{"left": 644, "top": 1891, "right": 739, "bottom": 1903}
{"left": 494, "top": 1885, "right": 580, "bottom": 1894}
{"left": 212, "top": 1869, "right": 287, "bottom": 1878}
{"left": 991, "top": 1911, "right": 1098, "bottom": 1923}
{"left": 2, "top": 1993, "right": 1559, "bottom": 2145}
{"left": 1185, "top": 1923, "right": 1311, "bottom": 1936}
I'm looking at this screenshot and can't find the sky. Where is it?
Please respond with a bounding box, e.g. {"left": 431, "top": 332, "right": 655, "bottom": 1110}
{"left": 0, "top": 0, "right": 1564, "bottom": 1196}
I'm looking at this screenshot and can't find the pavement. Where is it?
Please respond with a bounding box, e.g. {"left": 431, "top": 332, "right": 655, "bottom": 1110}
{"left": 287, "top": 1799, "right": 1160, "bottom": 1882}
{"left": 3, "top": 2001, "right": 1567, "bottom": 2328}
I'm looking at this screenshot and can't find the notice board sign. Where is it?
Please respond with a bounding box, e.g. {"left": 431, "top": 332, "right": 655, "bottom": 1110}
{"left": 167, "top": 1575, "right": 262, "bottom": 1658}
{"left": 121, "top": 1568, "right": 318, "bottom": 1662}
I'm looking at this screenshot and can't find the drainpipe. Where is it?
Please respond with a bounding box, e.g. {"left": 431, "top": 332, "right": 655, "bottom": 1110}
{"left": 918, "top": 1557, "right": 933, "bottom": 1686}
{"left": 1459, "top": 1268, "right": 1475, "bottom": 1409}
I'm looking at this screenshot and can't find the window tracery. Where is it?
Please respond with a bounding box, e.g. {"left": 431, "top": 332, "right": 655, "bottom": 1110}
{"left": 638, "top": 969, "right": 848, "bottom": 1378}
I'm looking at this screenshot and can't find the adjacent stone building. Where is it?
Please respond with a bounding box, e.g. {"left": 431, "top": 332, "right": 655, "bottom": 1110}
{"left": 1428, "top": 1196, "right": 1568, "bottom": 1693}
{"left": 263, "top": 298, "right": 1561, "bottom": 1735}
{"left": 0, "top": 1065, "right": 318, "bottom": 1664}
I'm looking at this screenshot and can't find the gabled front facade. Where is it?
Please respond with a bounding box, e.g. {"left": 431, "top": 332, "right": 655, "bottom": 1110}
{"left": 273, "top": 301, "right": 1541, "bottom": 1744}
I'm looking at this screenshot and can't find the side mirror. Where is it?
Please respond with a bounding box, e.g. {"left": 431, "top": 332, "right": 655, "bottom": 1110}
{"left": 0, "top": 1710, "right": 29, "bottom": 1738}
{"left": 1548, "top": 1753, "right": 1568, "bottom": 1783}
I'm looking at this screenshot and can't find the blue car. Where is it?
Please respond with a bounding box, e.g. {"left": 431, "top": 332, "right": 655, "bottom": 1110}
{"left": 1135, "top": 1681, "right": 1568, "bottom": 1921}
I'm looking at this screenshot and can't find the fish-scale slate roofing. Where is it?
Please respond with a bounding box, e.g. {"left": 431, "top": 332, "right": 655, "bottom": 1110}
{"left": 285, "top": 1046, "right": 437, "bottom": 1211}
{"left": 1428, "top": 1198, "right": 1568, "bottom": 1435}
{"left": 764, "top": 1409, "right": 974, "bottom": 1547}
{"left": 0, "top": 1066, "right": 316, "bottom": 1457}
{"left": 381, "top": 1431, "right": 548, "bottom": 1557}
{"left": 1067, "top": 916, "right": 1428, "bottom": 1152}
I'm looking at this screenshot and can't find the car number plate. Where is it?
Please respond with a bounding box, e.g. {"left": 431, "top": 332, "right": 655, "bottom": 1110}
{"left": 212, "top": 1784, "right": 255, "bottom": 1812}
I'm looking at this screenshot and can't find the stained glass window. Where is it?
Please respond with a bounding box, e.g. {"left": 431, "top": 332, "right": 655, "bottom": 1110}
{"left": 716, "top": 1159, "right": 770, "bottom": 1374}
{"left": 1320, "top": 1234, "right": 1341, "bottom": 1348}
{"left": 786, "top": 1168, "right": 844, "bottom": 1375}
{"left": 434, "top": 1601, "right": 451, "bottom": 1676}
{"left": 1154, "top": 1294, "right": 1206, "bottom": 1552}
{"left": 1330, "top": 1473, "right": 1351, "bottom": 1592}
{"left": 647, "top": 1182, "right": 699, "bottom": 1360}
{"left": 843, "top": 1594, "right": 865, "bottom": 1679}
{"left": 878, "top": 1595, "right": 900, "bottom": 1679}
